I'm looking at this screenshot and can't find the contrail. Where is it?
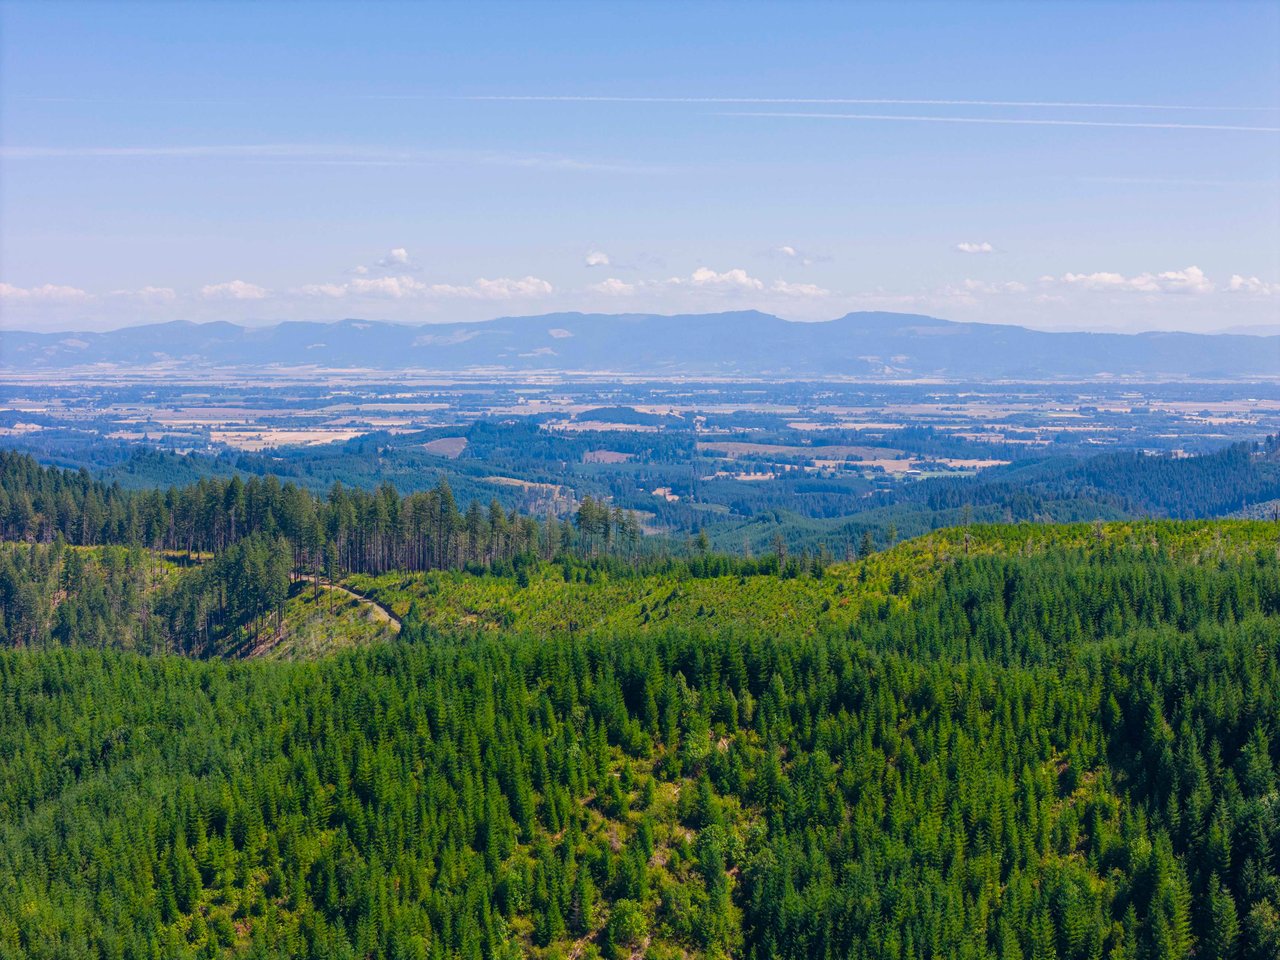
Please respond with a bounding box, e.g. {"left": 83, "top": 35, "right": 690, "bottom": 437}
{"left": 18, "top": 94, "right": 1279, "bottom": 113}
{"left": 461, "top": 95, "right": 1280, "bottom": 112}
{"left": 720, "top": 111, "right": 1280, "bottom": 133}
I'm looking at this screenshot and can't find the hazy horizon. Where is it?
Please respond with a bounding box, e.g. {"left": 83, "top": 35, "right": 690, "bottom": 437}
{"left": 6, "top": 309, "right": 1280, "bottom": 340}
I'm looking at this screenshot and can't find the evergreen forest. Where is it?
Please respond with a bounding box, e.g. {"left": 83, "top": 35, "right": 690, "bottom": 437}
{"left": 0, "top": 454, "right": 1277, "bottom": 960}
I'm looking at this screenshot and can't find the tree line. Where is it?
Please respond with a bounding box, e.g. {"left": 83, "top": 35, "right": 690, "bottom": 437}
{"left": 0, "top": 451, "right": 649, "bottom": 580}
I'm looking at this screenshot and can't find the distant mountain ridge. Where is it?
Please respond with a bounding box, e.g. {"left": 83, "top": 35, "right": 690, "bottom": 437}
{"left": 4, "top": 311, "right": 1278, "bottom": 379}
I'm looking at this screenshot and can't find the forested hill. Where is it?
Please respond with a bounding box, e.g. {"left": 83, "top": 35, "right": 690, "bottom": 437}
{"left": 0, "top": 449, "right": 641, "bottom": 577}
{"left": 6, "top": 435, "right": 1280, "bottom": 568}
{"left": 2, "top": 451, "right": 1280, "bottom": 959}
{"left": 909, "top": 441, "right": 1280, "bottom": 519}
{"left": 6, "top": 311, "right": 1280, "bottom": 377}
{"left": 708, "top": 439, "right": 1280, "bottom": 556}
{"left": 0, "top": 520, "right": 1278, "bottom": 958}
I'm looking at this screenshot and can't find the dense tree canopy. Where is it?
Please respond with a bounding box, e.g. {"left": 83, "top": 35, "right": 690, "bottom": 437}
{"left": 0, "top": 451, "right": 652, "bottom": 578}
{"left": 1, "top": 453, "right": 1278, "bottom": 958}
{"left": 0, "top": 515, "right": 1276, "bottom": 959}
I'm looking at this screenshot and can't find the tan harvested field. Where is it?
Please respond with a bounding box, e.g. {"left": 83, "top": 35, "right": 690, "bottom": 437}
{"left": 857, "top": 459, "right": 917, "bottom": 474}
{"left": 1037, "top": 424, "right": 1122, "bottom": 433}
{"left": 807, "top": 455, "right": 1007, "bottom": 473}
{"left": 483, "top": 476, "right": 566, "bottom": 496}
{"left": 697, "top": 441, "right": 901, "bottom": 459}
{"left": 787, "top": 421, "right": 911, "bottom": 431}
{"left": 933, "top": 458, "right": 1011, "bottom": 469}
{"left": 628, "top": 406, "right": 689, "bottom": 417}
{"left": 211, "top": 428, "right": 365, "bottom": 450}
{"left": 1149, "top": 399, "right": 1280, "bottom": 414}
{"left": 117, "top": 406, "right": 292, "bottom": 421}
{"left": 546, "top": 420, "right": 659, "bottom": 433}
{"left": 483, "top": 401, "right": 598, "bottom": 417}
{"left": 322, "top": 417, "right": 418, "bottom": 428}
{"left": 319, "top": 402, "right": 450, "bottom": 413}
{"left": 701, "top": 470, "right": 777, "bottom": 481}
{"left": 1192, "top": 416, "right": 1259, "bottom": 425}
{"left": 0, "top": 423, "right": 44, "bottom": 435}
{"left": 583, "top": 449, "right": 633, "bottom": 463}
{"left": 422, "top": 436, "right": 468, "bottom": 457}
{"left": 953, "top": 433, "right": 1048, "bottom": 445}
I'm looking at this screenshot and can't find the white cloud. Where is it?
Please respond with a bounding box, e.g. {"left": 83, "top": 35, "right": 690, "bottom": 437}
{"left": 590, "top": 277, "right": 637, "bottom": 295}
{"left": 302, "top": 274, "right": 553, "bottom": 301}
{"left": 1228, "top": 274, "right": 1278, "bottom": 296}
{"left": 1155, "top": 266, "right": 1213, "bottom": 294}
{"left": 955, "top": 241, "right": 994, "bottom": 254}
{"left": 201, "top": 280, "right": 267, "bottom": 300}
{"left": 1060, "top": 271, "right": 1135, "bottom": 290}
{"left": 771, "top": 279, "right": 830, "bottom": 297}
{"left": 935, "top": 278, "right": 1027, "bottom": 306}
{"left": 688, "top": 267, "right": 764, "bottom": 291}
{"left": 960, "top": 279, "right": 1026, "bottom": 295}
{"left": 0, "top": 282, "right": 90, "bottom": 302}
{"left": 300, "top": 283, "right": 351, "bottom": 298}
{"left": 107, "top": 286, "right": 177, "bottom": 303}
{"left": 1056, "top": 265, "right": 1213, "bottom": 295}
{"left": 372, "top": 247, "right": 411, "bottom": 269}
{"left": 584, "top": 250, "right": 610, "bottom": 267}
{"left": 353, "top": 276, "right": 428, "bottom": 298}
{"left": 449, "top": 276, "right": 554, "bottom": 299}
{"left": 350, "top": 247, "right": 417, "bottom": 276}
{"left": 591, "top": 270, "right": 823, "bottom": 300}
{"left": 769, "top": 244, "right": 825, "bottom": 266}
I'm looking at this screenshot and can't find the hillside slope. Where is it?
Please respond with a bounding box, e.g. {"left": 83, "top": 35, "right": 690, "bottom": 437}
{"left": 0, "top": 543, "right": 396, "bottom": 658}
{"left": 348, "top": 519, "right": 1280, "bottom": 649}
{"left": 0, "top": 519, "right": 1277, "bottom": 959}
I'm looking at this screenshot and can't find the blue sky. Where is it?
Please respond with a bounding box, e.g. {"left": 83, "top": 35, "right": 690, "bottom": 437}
{"left": 2, "top": 0, "right": 1278, "bottom": 332}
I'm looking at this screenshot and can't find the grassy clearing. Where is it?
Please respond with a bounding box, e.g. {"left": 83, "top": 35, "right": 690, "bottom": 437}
{"left": 345, "top": 519, "right": 1280, "bottom": 642}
